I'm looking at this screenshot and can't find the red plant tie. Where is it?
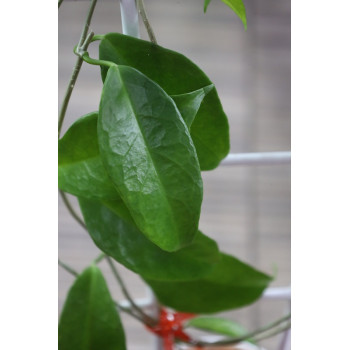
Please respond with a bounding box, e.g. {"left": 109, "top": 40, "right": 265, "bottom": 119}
{"left": 146, "top": 308, "right": 196, "bottom": 350}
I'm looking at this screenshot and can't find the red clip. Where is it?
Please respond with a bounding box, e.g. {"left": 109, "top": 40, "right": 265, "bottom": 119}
{"left": 146, "top": 308, "right": 196, "bottom": 350}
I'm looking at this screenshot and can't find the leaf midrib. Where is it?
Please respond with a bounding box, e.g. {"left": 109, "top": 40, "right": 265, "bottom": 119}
{"left": 83, "top": 268, "right": 97, "bottom": 350}
{"left": 115, "top": 67, "right": 180, "bottom": 242}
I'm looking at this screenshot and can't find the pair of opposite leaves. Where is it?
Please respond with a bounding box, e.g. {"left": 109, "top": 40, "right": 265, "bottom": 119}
{"left": 59, "top": 33, "right": 230, "bottom": 253}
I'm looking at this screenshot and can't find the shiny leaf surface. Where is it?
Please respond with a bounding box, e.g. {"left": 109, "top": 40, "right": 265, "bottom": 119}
{"left": 99, "top": 33, "right": 230, "bottom": 170}
{"left": 58, "top": 112, "right": 119, "bottom": 200}
{"left": 58, "top": 266, "right": 126, "bottom": 350}
{"left": 78, "top": 197, "right": 220, "bottom": 281}
{"left": 144, "top": 253, "right": 272, "bottom": 313}
{"left": 171, "top": 84, "right": 214, "bottom": 128}
{"left": 57, "top": 84, "right": 209, "bottom": 200}
{"left": 98, "top": 65, "right": 203, "bottom": 252}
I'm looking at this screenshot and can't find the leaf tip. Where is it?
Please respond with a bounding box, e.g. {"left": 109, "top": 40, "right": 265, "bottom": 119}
{"left": 204, "top": 0, "right": 211, "bottom": 13}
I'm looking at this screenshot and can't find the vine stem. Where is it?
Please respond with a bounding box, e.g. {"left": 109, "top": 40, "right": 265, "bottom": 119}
{"left": 77, "top": 0, "right": 98, "bottom": 49}
{"left": 58, "top": 0, "right": 98, "bottom": 230}
{"left": 59, "top": 190, "right": 86, "bottom": 230}
{"left": 75, "top": 48, "right": 116, "bottom": 69}
{"left": 58, "top": 0, "right": 98, "bottom": 138}
{"left": 58, "top": 259, "right": 79, "bottom": 277}
{"left": 105, "top": 256, "right": 157, "bottom": 327}
{"left": 58, "top": 55, "right": 83, "bottom": 138}
{"left": 185, "top": 313, "right": 291, "bottom": 347}
{"left": 93, "top": 252, "right": 106, "bottom": 264}
{"left": 252, "top": 322, "right": 291, "bottom": 343}
{"left": 136, "top": 0, "right": 157, "bottom": 44}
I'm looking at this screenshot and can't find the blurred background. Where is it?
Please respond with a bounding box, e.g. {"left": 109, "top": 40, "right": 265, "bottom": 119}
{"left": 58, "top": 0, "right": 290, "bottom": 349}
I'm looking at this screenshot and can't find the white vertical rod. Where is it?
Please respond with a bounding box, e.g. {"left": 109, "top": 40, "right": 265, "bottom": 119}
{"left": 119, "top": 0, "right": 140, "bottom": 38}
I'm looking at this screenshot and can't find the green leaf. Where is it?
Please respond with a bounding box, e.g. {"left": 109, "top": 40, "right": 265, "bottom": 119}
{"left": 204, "top": 0, "right": 212, "bottom": 13}
{"left": 144, "top": 253, "right": 272, "bottom": 313}
{"left": 78, "top": 197, "right": 220, "bottom": 281}
{"left": 221, "top": 0, "right": 247, "bottom": 30}
{"left": 58, "top": 112, "right": 119, "bottom": 200}
{"left": 98, "top": 65, "right": 203, "bottom": 252}
{"left": 203, "top": 0, "right": 247, "bottom": 30}
{"left": 186, "top": 316, "right": 247, "bottom": 338}
{"left": 57, "top": 87, "right": 209, "bottom": 200}
{"left": 58, "top": 265, "right": 126, "bottom": 350}
{"left": 171, "top": 84, "right": 214, "bottom": 128}
{"left": 99, "top": 33, "right": 230, "bottom": 170}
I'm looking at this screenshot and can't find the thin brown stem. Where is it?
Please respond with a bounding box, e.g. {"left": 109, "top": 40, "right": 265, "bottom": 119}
{"left": 253, "top": 322, "right": 291, "bottom": 343}
{"left": 136, "top": 0, "right": 157, "bottom": 44}
{"left": 105, "top": 256, "right": 157, "bottom": 327}
{"left": 58, "top": 0, "right": 98, "bottom": 138}
{"left": 113, "top": 301, "right": 146, "bottom": 323}
{"left": 58, "top": 56, "right": 84, "bottom": 138}
{"left": 77, "top": 0, "right": 98, "bottom": 48}
{"left": 58, "top": 259, "right": 79, "bottom": 277}
{"left": 59, "top": 190, "right": 86, "bottom": 230}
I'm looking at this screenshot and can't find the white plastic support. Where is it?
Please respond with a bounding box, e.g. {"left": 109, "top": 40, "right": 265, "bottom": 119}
{"left": 63, "top": 0, "right": 140, "bottom": 38}
{"left": 262, "top": 286, "right": 291, "bottom": 300}
{"left": 119, "top": 0, "right": 140, "bottom": 38}
{"left": 221, "top": 152, "right": 291, "bottom": 166}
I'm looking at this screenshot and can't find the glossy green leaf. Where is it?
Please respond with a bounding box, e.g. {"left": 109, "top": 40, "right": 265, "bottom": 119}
{"left": 144, "top": 253, "right": 272, "bottom": 313}
{"left": 58, "top": 112, "right": 119, "bottom": 200}
{"left": 203, "top": 0, "right": 247, "bottom": 30}
{"left": 57, "top": 85, "right": 209, "bottom": 199}
{"left": 98, "top": 65, "right": 203, "bottom": 252}
{"left": 204, "top": 0, "right": 212, "bottom": 12}
{"left": 171, "top": 84, "right": 214, "bottom": 128}
{"left": 58, "top": 265, "right": 126, "bottom": 350}
{"left": 185, "top": 316, "right": 247, "bottom": 338}
{"left": 221, "top": 0, "right": 247, "bottom": 30}
{"left": 99, "top": 33, "right": 230, "bottom": 170}
{"left": 78, "top": 197, "right": 220, "bottom": 281}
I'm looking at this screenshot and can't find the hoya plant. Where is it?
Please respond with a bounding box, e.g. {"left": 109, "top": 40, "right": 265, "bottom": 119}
{"left": 58, "top": 0, "right": 290, "bottom": 349}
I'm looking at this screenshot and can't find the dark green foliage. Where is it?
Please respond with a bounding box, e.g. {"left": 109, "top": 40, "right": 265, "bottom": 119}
{"left": 58, "top": 266, "right": 126, "bottom": 350}
{"left": 145, "top": 253, "right": 272, "bottom": 313}
{"left": 98, "top": 65, "right": 203, "bottom": 252}
{"left": 58, "top": 112, "right": 119, "bottom": 200}
{"left": 58, "top": 3, "right": 274, "bottom": 345}
{"left": 171, "top": 85, "right": 214, "bottom": 128}
{"left": 78, "top": 197, "right": 220, "bottom": 281}
{"left": 99, "top": 33, "right": 230, "bottom": 170}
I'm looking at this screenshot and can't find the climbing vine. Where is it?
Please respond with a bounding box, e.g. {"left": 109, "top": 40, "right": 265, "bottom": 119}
{"left": 58, "top": 1, "right": 290, "bottom": 349}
